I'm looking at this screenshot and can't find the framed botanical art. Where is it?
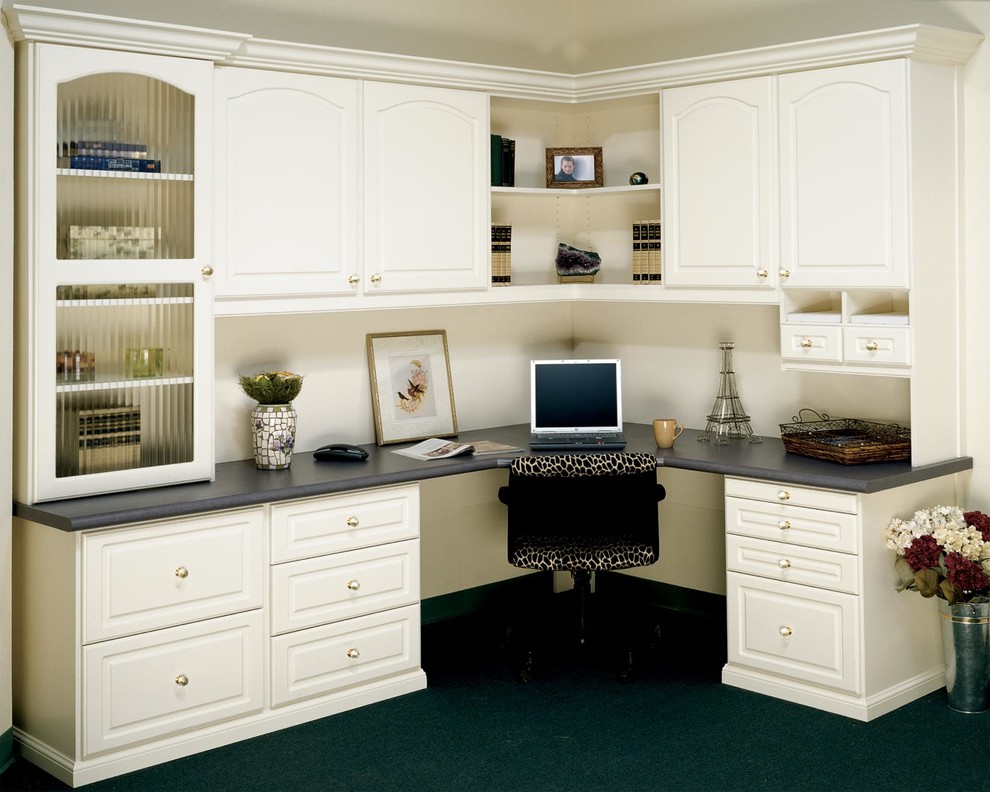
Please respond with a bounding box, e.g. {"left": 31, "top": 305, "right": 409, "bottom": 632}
{"left": 367, "top": 330, "right": 458, "bottom": 445}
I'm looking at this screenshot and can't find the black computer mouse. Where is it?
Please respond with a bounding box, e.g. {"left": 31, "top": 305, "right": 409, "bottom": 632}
{"left": 313, "top": 443, "right": 369, "bottom": 462}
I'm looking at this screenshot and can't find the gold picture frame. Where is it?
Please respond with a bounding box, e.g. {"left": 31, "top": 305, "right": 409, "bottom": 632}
{"left": 545, "top": 146, "right": 604, "bottom": 189}
{"left": 367, "top": 330, "right": 458, "bottom": 445}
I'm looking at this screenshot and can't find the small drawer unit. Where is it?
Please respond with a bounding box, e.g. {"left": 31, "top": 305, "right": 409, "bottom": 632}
{"left": 268, "top": 485, "right": 422, "bottom": 708}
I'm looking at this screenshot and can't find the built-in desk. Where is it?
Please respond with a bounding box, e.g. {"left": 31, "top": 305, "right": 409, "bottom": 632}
{"left": 10, "top": 425, "right": 973, "bottom": 785}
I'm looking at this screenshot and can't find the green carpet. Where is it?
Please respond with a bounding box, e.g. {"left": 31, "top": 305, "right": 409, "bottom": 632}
{"left": 2, "top": 604, "right": 988, "bottom": 792}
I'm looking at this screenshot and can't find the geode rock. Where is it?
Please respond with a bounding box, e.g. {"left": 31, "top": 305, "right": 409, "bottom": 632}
{"left": 555, "top": 243, "right": 601, "bottom": 277}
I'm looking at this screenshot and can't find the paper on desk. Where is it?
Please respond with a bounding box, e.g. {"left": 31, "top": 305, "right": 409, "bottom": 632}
{"left": 391, "top": 438, "right": 522, "bottom": 460}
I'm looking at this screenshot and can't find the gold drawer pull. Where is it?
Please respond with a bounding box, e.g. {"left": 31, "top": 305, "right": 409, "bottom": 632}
{"left": 175, "top": 566, "right": 189, "bottom": 579}
{"left": 778, "top": 520, "right": 791, "bottom": 530}
{"left": 346, "top": 579, "right": 361, "bottom": 591}
{"left": 346, "top": 516, "right": 360, "bottom": 528}
{"left": 756, "top": 268, "right": 769, "bottom": 279}
{"left": 369, "top": 273, "right": 382, "bottom": 285}
{"left": 347, "top": 274, "right": 359, "bottom": 285}
{"left": 779, "top": 626, "right": 793, "bottom": 638}
{"left": 777, "top": 490, "right": 791, "bottom": 501}
{"left": 800, "top": 339, "right": 813, "bottom": 349}
{"left": 346, "top": 648, "right": 360, "bottom": 659}
{"left": 778, "top": 559, "right": 792, "bottom": 570}
{"left": 865, "top": 341, "right": 879, "bottom": 353}
{"left": 779, "top": 269, "right": 791, "bottom": 279}
{"left": 175, "top": 674, "right": 189, "bottom": 687}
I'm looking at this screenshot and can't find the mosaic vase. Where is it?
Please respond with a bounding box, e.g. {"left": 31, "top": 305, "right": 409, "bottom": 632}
{"left": 251, "top": 403, "right": 296, "bottom": 470}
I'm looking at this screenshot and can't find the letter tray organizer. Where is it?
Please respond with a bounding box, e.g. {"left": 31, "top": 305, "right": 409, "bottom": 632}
{"left": 779, "top": 409, "right": 911, "bottom": 465}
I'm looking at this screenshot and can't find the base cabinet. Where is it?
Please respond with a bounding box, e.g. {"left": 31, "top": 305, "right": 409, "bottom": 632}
{"left": 722, "top": 476, "right": 953, "bottom": 721}
{"left": 12, "top": 484, "right": 426, "bottom": 788}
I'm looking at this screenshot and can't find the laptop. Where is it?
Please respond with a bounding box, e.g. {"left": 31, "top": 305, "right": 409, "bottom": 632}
{"left": 529, "top": 359, "right": 627, "bottom": 450}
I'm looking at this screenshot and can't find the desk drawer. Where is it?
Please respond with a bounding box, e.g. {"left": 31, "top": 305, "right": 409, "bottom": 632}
{"left": 271, "top": 485, "right": 419, "bottom": 563}
{"left": 725, "top": 496, "right": 859, "bottom": 554}
{"left": 271, "top": 604, "right": 420, "bottom": 707}
{"left": 726, "top": 535, "right": 860, "bottom": 594}
{"left": 271, "top": 539, "right": 419, "bottom": 635}
{"left": 843, "top": 326, "right": 911, "bottom": 366}
{"left": 727, "top": 572, "right": 860, "bottom": 694}
{"left": 83, "top": 610, "right": 264, "bottom": 756}
{"left": 780, "top": 324, "right": 842, "bottom": 363}
{"left": 83, "top": 509, "right": 265, "bottom": 643}
{"left": 725, "top": 478, "right": 858, "bottom": 514}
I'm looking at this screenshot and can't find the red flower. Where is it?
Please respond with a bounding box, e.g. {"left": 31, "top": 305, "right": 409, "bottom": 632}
{"left": 964, "top": 510, "right": 990, "bottom": 542}
{"left": 945, "top": 552, "right": 990, "bottom": 593}
{"left": 903, "top": 534, "right": 942, "bottom": 571}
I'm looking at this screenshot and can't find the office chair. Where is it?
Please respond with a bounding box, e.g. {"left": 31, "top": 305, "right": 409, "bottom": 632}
{"left": 497, "top": 452, "right": 665, "bottom": 682}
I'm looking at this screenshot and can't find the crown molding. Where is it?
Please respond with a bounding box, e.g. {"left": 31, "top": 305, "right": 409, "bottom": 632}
{"left": 3, "top": 4, "right": 249, "bottom": 60}
{"left": 3, "top": 5, "right": 983, "bottom": 101}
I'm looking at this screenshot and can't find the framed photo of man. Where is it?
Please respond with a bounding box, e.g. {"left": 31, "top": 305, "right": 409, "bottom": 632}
{"left": 545, "top": 147, "right": 603, "bottom": 189}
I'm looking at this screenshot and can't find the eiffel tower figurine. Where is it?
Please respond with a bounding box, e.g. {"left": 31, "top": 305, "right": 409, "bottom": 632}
{"left": 699, "top": 341, "right": 762, "bottom": 445}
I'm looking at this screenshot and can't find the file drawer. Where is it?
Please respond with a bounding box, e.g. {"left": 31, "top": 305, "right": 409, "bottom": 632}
{"left": 724, "top": 477, "right": 859, "bottom": 514}
{"left": 271, "top": 604, "right": 421, "bottom": 707}
{"left": 843, "top": 325, "right": 910, "bottom": 366}
{"left": 270, "top": 539, "right": 419, "bottom": 635}
{"left": 83, "top": 610, "right": 264, "bottom": 756}
{"left": 725, "top": 496, "right": 859, "bottom": 554}
{"left": 780, "top": 324, "right": 842, "bottom": 362}
{"left": 270, "top": 485, "right": 419, "bottom": 563}
{"left": 726, "top": 534, "right": 860, "bottom": 594}
{"left": 83, "top": 508, "right": 265, "bottom": 642}
{"left": 727, "top": 572, "right": 860, "bottom": 694}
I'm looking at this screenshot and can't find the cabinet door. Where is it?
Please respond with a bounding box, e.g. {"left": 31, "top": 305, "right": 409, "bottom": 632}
{"left": 662, "top": 77, "right": 775, "bottom": 289}
{"left": 213, "top": 68, "right": 358, "bottom": 300}
{"left": 363, "top": 82, "right": 489, "bottom": 293}
{"left": 21, "top": 43, "right": 214, "bottom": 503}
{"left": 778, "top": 60, "right": 908, "bottom": 288}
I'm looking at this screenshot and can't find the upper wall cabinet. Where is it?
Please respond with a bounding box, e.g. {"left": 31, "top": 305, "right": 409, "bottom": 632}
{"left": 362, "top": 81, "right": 489, "bottom": 294}
{"left": 778, "top": 60, "right": 908, "bottom": 289}
{"left": 15, "top": 44, "right": 215, "bottom": 502}
{"left": 213, "top": 67, "right": 359, "bottom": 302}
{"left": 662, "top": 76, "right": 775, "bottom": 290}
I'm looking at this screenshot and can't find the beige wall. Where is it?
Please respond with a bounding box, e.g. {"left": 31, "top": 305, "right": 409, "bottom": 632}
{"left": 1, "top": 5, "right": 13, "bottom": 756}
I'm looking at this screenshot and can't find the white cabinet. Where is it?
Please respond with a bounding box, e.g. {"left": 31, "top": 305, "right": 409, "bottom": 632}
{"left": 778, "top": 61, "right": 908, "bottom": 289}
{"left": 661, "top": 77, "right": 775, "bottom": 289}
{"left": 213, "top": 67, "right": 359, "bottom": 301}
{"left": 14, "top": 44, "right": 215, "bottom": 503}
{"left": 363, "top": 81, "right": 489, "bottom": 294}
{"left": 722, "top": 476, "right": 952, "bottom": 721}
{"left": 13, "top": 484, "right": 425, "bottom": 787}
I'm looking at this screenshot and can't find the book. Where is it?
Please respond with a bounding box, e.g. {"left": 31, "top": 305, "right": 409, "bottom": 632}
{"left": 501, "top": 137, "right": 515, "bottom": 186}
{"left": 491, "top": 223, "right": 512, "bottom": 285}
{"left": 632, "top": 221, "right": 643, "bottom": 283}
{"left": 60, "top": 155, "right": 161, "bottom": 172}
{"left": 391, "top": 437, "right": 522, "bottom": 460}
{"left": 490, "top": 134, "right": 503, "bottom": 186}
{"left": 648, "top": 220, "right": 662, "bottom": 282}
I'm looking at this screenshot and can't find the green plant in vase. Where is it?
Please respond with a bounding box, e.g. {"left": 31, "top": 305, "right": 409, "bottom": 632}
{"left": 238, "top": 370, "right": 304, "bottom": 470}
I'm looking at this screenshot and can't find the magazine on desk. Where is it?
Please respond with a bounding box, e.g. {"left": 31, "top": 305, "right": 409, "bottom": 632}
{"left": 391, "top": 437, "right": 523, "bottom": 461}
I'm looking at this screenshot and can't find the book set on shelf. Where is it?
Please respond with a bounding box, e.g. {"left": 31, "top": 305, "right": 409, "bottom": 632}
{"left": 632, "top": 220, "right": 662, "bottom": 284}
{"left": 76, "top": 405, "right": 142, "bottom": 475}
{"left": 490, "top": 224, "right": 512, "bottom": 286}
{"left": 57, "top": 140, "right": 160, "bottom": 172}
{"left": 58, "top": 225, "right": 159, "bottom": 260}
{"left": 490, "top": 134, "right": 516, "bottom": 186}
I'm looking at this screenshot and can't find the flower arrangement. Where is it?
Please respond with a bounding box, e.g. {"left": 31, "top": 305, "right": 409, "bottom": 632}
{"left": 886, "top": 506, "right": 990, "bottom": 604}
{"left": 238, "top": 370, "right": 304, "bottom": 405}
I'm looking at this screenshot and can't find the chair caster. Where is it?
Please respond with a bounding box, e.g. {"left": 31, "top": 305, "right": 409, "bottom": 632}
{"left": 617, "top": 649, "right": 635, "bottom": 683}
{"left": 516, "top": 651, "right": 534, "bottom": 683}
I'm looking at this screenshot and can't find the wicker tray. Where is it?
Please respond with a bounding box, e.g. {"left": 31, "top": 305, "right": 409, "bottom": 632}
{"left": 779, "top": 409, "right": 911, "bottom": 465}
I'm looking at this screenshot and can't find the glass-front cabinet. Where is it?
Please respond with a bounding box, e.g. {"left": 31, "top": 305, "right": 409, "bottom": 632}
{"left": 16, "top": 44, "right": 214, "bottom": 502}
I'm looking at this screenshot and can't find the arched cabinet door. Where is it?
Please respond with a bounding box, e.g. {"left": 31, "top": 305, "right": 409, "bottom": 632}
{"left": 778, "top": 60, "right": 908, "bottom": 289}
{"left": 662, "top": 76, "right": 775, "bottom": 289}
{"left": 363, "top": 81, "right": 489, "bottom": 294}
{"left": 213, "top": 68, "right": 359, "bottom": 301}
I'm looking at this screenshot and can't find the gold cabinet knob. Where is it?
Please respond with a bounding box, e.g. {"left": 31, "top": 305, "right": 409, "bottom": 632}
{"left": 865, "top": 341, "right": 879, "bottom": 353}
{"left": 347, "top": 274, "right": 360, "bottom": 286}
{"left": 175, "top": 674, "right": 189, "bottom": 686}
{"left": 369, "top": 273, "right": 382, "bottom": 285}
{"left": 346, "top": 516, "right": 359, "bottom": 528}
{"left": 779, "top": 626, "right": 793, "bottom": 638}
{"left": 200, "top": 266, "right": 214, "bottom": 277}
{"left": 175, "top": 566, "right": 189, "bottom": 579}
{"left": 777, "top": 491, "right": 791, "bottom": 501}
{"left": 756, "top": 269, "right": 769, "bottom": 279}
{"left": 779, "top": 269, "right": 791, "bottom": 279}
{"left": 778, "top": 520, "right": 791, "bottom": 531}
{"left": 800, "top": 338, "right": 813, "bottom": 349}
{"left": 346, "top": 648, "right": 360, "bottom": 659}
{"left": 346, "top": 579, "right": 361, "bottom": 591}
{"left": 778, "top": 559, "right": 792, "bottom": 569}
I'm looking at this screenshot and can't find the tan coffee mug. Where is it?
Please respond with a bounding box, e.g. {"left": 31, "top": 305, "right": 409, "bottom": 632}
{"left": 653, "top": 419, "right": 684, "bottom": 448}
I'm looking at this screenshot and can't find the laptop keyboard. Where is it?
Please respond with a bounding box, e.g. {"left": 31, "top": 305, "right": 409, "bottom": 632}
{"left": 531, "top": 432, "right": 626, "bottom": 450}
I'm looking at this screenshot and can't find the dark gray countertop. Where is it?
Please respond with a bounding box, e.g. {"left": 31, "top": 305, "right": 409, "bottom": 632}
{"left": 13, "top": 423, "right": 972, "bottom": 531}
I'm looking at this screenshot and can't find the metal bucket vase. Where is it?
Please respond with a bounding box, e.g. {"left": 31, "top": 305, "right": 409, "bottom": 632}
{"left": 938, "top": 598, "right": 990, "bottom": 713}
{"left": 251, "top": 403, "right": 296, "bottom": 470}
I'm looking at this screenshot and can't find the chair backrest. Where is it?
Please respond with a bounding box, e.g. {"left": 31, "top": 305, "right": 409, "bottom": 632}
{"left": 499, "top": 452, "right": 664, "bottom": 563}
